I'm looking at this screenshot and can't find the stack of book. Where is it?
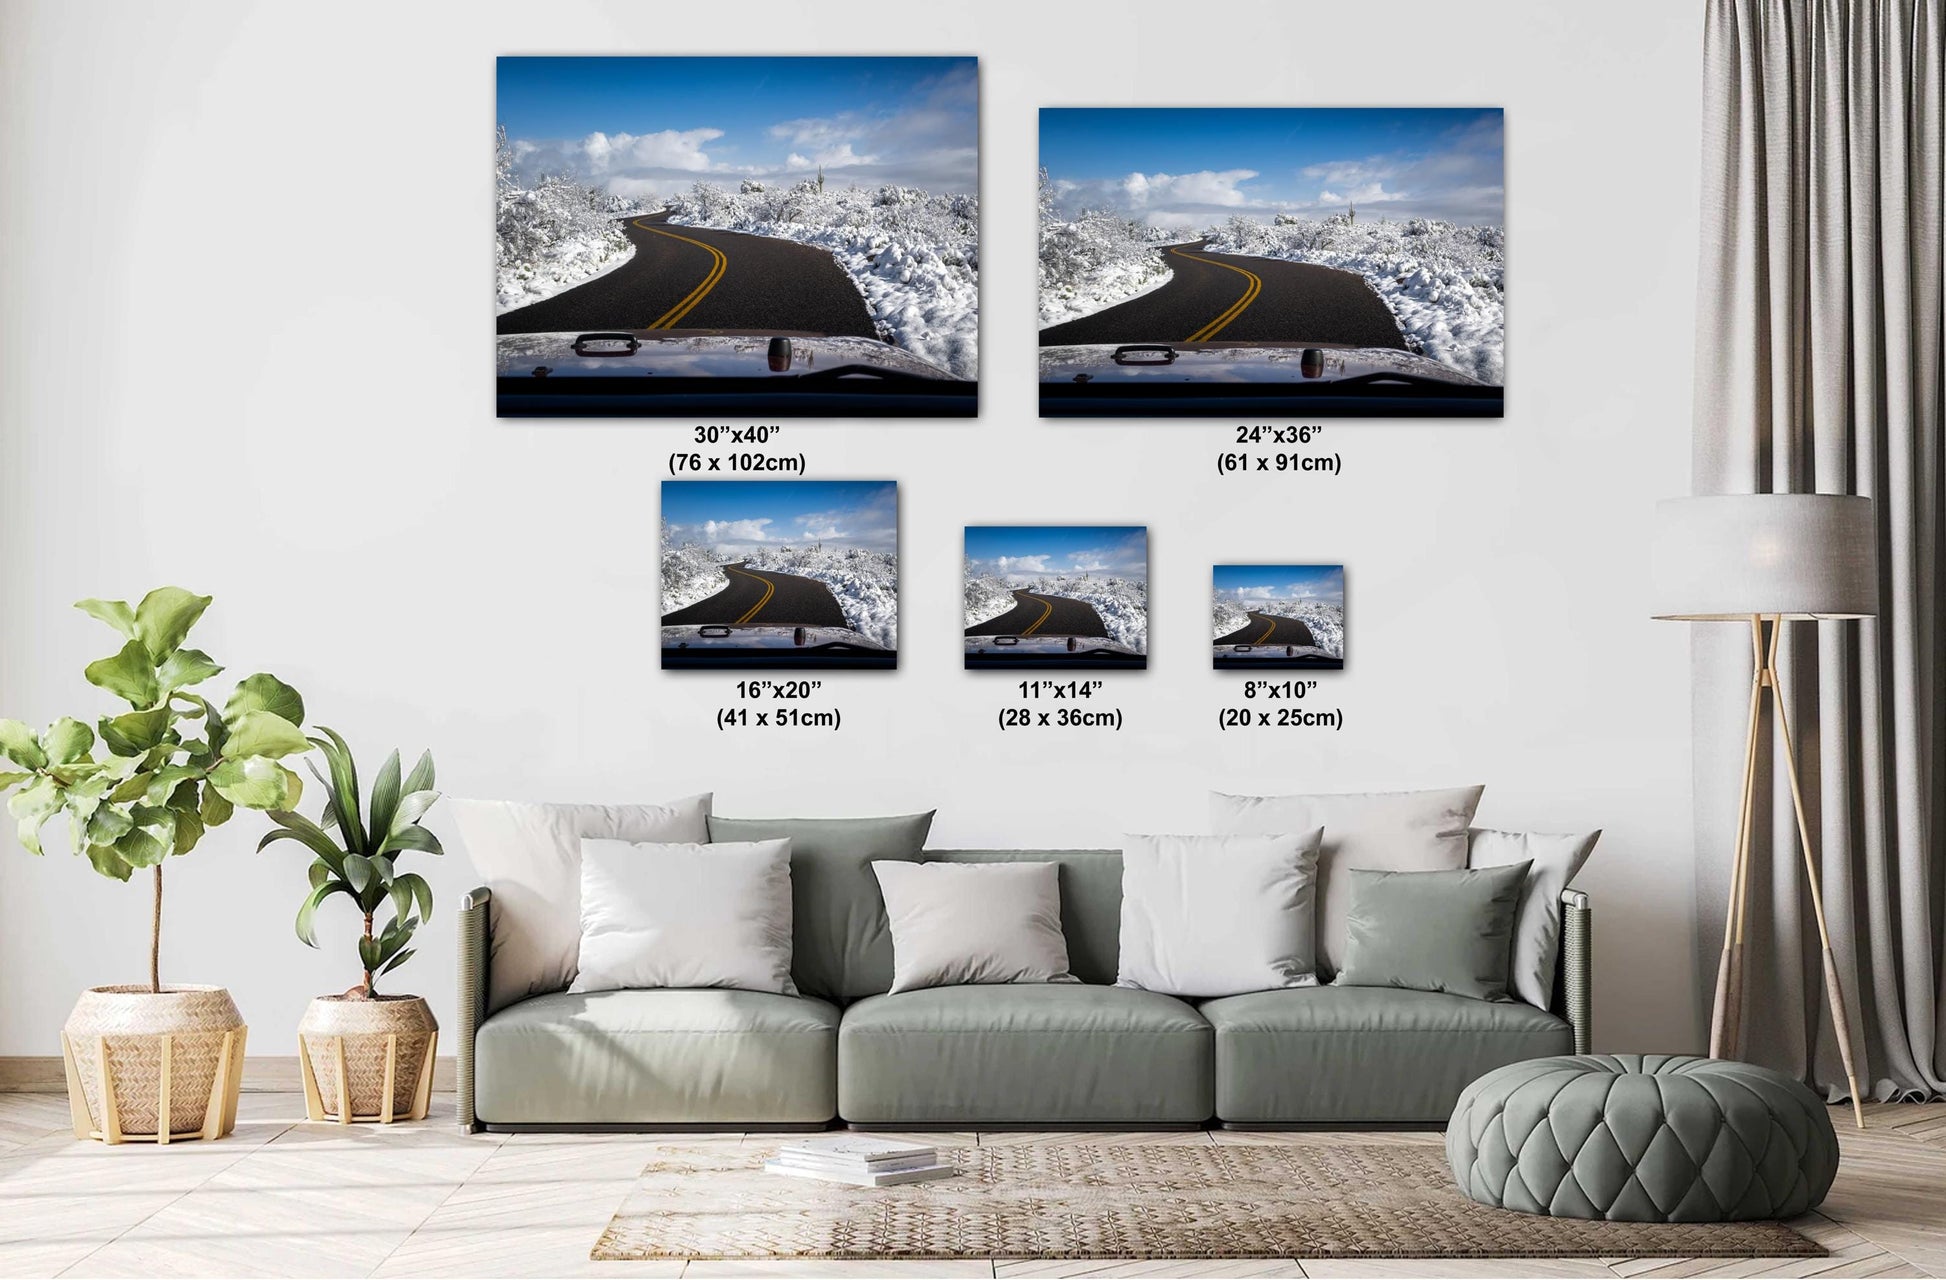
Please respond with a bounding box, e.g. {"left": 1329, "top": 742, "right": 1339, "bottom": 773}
{"left": 762, "top": 1135, "right": 957, "bottom": 1187}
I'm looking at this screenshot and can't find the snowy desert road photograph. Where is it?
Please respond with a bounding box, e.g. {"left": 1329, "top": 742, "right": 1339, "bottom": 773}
{"left": 1212, "top": 564, "right": 1346, "bottom": 670}
{"left": 661, "top": 480, "right": 899, "bottom": 670}
{"left": 496, "top": 56, "right": 978, "bottom": 417}
{"left": 964, "top": 526, "right": 1148, "bottom": 670}
{"left": 1038, "top": 107, "right": 1503, "bottom": 418}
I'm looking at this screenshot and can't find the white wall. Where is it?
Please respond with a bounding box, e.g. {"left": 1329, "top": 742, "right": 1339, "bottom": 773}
{"left": 0, "top": 0, "right": 1704, "bottom": 1055}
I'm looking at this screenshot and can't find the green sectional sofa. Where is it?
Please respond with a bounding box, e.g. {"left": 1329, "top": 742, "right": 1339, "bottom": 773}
{"left": 456, "top": 849, "right": 1591, "bottom": 1132}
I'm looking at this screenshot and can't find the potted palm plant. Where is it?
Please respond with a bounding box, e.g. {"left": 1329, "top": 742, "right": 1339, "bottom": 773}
{"left": 0, "top": 588, "right": 309, "bottom": 1144}
{"left": 260, "top": 729, "right": 443, "bottom": 1124}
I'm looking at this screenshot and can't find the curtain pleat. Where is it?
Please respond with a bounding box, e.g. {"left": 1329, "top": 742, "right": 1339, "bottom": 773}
{"left": 1695, "top": 0, "right": 1945, "bottom": 1101}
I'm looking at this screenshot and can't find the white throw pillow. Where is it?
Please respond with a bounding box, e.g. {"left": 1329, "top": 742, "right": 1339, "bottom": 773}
{"left": 1211, "top": 786, "right": 1484, "bottom": 977}
{"left": 1467, "top": 827, "right": 1601, "bottom": 1010}
{"left": 1116, "top": 831, "right": 1323, "bottom": 998}
{"left": 571, "top": 838, "right": 796, "bottom": 995}
{"left": 447, "top": 793, "right": 712, "bottom": 1013}
{"left": 872, "top": 861, "right": 1076, "bottom": 994}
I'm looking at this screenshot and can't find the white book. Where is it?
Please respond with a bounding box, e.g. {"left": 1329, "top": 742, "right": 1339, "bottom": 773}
{"left": 774, "top": 1150, "right": 942, "bottom": 1174}
{"left": 776, "top": 1135, "right": 937, "bottom": 1165}
{"left": 763, "top": 1158, "right": 957, "bottom": 1188}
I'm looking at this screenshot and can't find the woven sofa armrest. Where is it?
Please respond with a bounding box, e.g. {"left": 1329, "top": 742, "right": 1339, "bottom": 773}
{"left": 1554, "top": 888, "right": 1592, "bottom": 1054}
{"left": 457, "top": 886, "right": 491, "bottom": 1133}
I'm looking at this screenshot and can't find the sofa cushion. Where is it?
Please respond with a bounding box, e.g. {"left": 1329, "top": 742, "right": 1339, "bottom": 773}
{"left": 839, "top": 985, "right": 1212, "bottom": 1125}
{"left": 1201, "top": 986, "right": 1572, "bottom": 1124}
{"left": 924, "top": 850, "right": 1122, "bottom": 984}
{"left": 474, "top": 989, "right": 838, "bottom": 1126}
{"left": 709, "top": 812, "right": 934, "bottom": 1003}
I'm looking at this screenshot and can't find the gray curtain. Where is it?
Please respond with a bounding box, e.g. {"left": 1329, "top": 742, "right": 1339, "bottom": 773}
{"left": 1694, "top": 0, "right": 1944, "bottom": 1100}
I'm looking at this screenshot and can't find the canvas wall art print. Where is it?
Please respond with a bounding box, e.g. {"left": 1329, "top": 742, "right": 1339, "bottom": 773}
{"left": 662, "top": 481, "right": 898, "bottom": 670}
{"left": 497, "top": 56, "right": 978, "bottom": 417}
{"left": 964, "top": 527, "right": 1148, "bottom": 670}
{"left": 1039, "top": 107, "right": 1503, "bottom": 418}
{"left": 1212, "top": 565, "right": 1345, "bottom": 669}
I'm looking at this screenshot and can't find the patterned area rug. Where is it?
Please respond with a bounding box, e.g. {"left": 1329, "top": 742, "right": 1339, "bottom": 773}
{"left": 592, "top": 1142, "right": 1823, "bottom": 1261}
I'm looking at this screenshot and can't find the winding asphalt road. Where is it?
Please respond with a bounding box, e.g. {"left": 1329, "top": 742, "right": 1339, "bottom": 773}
{"left": 497, "top": 211, "right": 877, "bottom": 338}
{"left": 966, "top": 590, "right": 1110, "bottom": 639}
{"left": 661, "top": 564, "right": 849, "bottom": 629}
{"left": 1039, "top": 240, "right": 1406, "bottom": 350}
{"left": 1215, "top": 612, "right": 1318, "bottom": 647}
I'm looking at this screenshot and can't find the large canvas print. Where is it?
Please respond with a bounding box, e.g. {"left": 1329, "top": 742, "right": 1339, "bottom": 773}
{"left": 661, "top": 481, "right": 899, "bottom": 669}
{"left": 964, "top": 527, "right": 1148, "bottom": 669}
{"left": 1039, "top": 107, "right": 1503, "bottom": 418}
{"left": 1212, "top": 565, "right": 1345, "bottom": 669}
{"left": 497, "top": 57, "right": 978, "bottom": 417}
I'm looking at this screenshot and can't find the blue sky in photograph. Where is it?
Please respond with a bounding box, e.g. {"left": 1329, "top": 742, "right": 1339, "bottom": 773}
{"left": 499, "top": 56, "right": 978, "bottom": 202}
{"left": 1040, "top": 107, "right": 1502, "bottom": 228}
{"left": 966, "top": 526, "right": 1148, "bottom": 580}
{"left": 1213, "top": 564, "right": 1345, "bottom": 605}
{"left": 662, "top": 480, "right": 897, "bottom": 555}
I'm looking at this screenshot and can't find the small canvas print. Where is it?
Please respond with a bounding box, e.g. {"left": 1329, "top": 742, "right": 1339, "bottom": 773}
{"left": 1039, "top": 107, "right": 1503, "bottom": 418}
{"left": 1212, "top": 565, "right": 1345, "bottom": 669}
{"left": 661, "top": 481, "right": 898, "bottom": 669}
{"left": 964, "top": 527, "right": 1148, "bottom": 670}
{"left": 497, "top": 56, "right": 978, "bottom": 417}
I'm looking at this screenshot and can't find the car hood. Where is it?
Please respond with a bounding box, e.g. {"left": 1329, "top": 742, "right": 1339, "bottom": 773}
{"left": 963, "top": 635, "right": 1144, "bottom": 658}
{"left": 663, "top": 623, "right": 890, "bottom": 652}
{"left": 1214, "top": 643, "right": 1338, "bottom": 661}
{"left": 499, "top": 331, "right": 959, "bottom": 380}
{"left": 1039, "top": 342, "right": 1489, "bottom": 386}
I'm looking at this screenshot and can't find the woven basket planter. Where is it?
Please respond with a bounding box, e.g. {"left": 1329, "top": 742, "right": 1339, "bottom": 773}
{"left": 297, "top": 994, "right": 438, "bottom": 1124}
{"left": 60, "top": 985, "right": 247, "bottom": 1145}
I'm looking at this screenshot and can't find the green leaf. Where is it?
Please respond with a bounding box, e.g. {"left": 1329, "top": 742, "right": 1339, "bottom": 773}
{"left": 99, "top": 707, "right": 171, "bottom": 757}
{"left": 42, "top": 718, "right": 95, "bottom": 764}
{"left": 225, "top": 674, "right": 304, "bottom": 729}
{"left": 393, "top": 870, "right": 434, "bottom": 923}
{"left": 198, "top": 782, "right": 234, "bottom": 827}
{"left": 368, "top": 750, "right": 403, "bottom": 842}
{"left": 342, "top": 852, "right": 377, "bottom": 895}
{"left": 143, "top": 765, "right": 203, "bottom": 805}
{"left": 296, "top": 881, "right": 339, "bottom": 947}
{"left": 358, "top": 935, "right": 381, "bottom": 974}
{"left": 221, "top": 711, "right": 310, "bottom": 761}
{"left": 377, "top": 824, "right": 444, "bottom": 857}
{"left": 0, "top": 720, "right": 47, "bottom": 770}
{"left": 172, "top": 805, "right": 204, "bottom": 855}
{"left": 377, "top": 947, "right": 416, "bottom": 977}
{"left": 74, "top": 597, "right": 136, "bottom": 639}
{"left": 109, "top": 771, "right": 153, "bottom": 803}
{"left": 402, "top": 750, "right": 435, "bottom": 796}
{"left": 113, "top": 823, "right": 171, "bottom": 869}
{"left": 210, "top": 756, "right": 298, "bottom": 810}
{"left": 85, "top": 842, "right": 134, "bottom": 881}
{"left": 133, "top": 587, "right": 211, "bottom": 662}
{"left": 257, "top": 810, "right": 346, "bottom": 872}
{"left": 307, "top": 859, "right": 333, "bottom": 890}
{"left": 310, "top": 728, "right": 364, "bottom": 854}
{"left": 85, "top": 804, "right": 135, "bottom": 846}
{"left": 85, "top": 640, "right": 161, "bottom": 709}
{"left": 0, "top": 771, "right": 32, "bottom": 790}
{"left": 9, "top": 777, "right": 63, "bottom": 855}
{"left": 156, "top": 648, "right": 222, "bottom": 692}
{"left": 44, "top": 762, "right": 103, "bottom": 787}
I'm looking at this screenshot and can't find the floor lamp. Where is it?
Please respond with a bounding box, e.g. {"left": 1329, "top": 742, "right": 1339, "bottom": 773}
{"left": 1652, "top": 494, "right": 1875, "bottom": 1128}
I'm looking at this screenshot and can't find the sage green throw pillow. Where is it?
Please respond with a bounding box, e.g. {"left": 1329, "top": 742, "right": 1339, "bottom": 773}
{"left": 708, "top": 812, "right": 935, "bottom": 1001}
{"left": 1336, "top": 862, "right": 1529, "bottom": 1002}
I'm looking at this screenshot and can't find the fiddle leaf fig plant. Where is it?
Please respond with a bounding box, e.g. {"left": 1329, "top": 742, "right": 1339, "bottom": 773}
{"left": 0, "top": 588, "right": 310, "bottom": 992}
{"left": 259, "top": 729, "right": 443, "bottom": 997}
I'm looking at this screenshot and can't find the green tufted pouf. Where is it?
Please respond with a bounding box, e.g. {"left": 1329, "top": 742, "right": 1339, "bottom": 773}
{"left": 1447, "top": 1054, "right": 1839, "bottom": 1222}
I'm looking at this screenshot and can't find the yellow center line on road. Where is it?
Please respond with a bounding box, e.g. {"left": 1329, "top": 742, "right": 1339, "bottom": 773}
{"left": 726, "top": 567, "right": 775, "bottom": 625}
{"left": 1019, "top": 594, "right": 1056, "bottom": 637}
{"left": 1173, "top": 246, "right": 1262, "bottom": 343}
{"left": 1253, "top": 616, "right": 1276, "bottom": 644}
{"left": 635, "top": 218, "right": 727, "bottom": 329}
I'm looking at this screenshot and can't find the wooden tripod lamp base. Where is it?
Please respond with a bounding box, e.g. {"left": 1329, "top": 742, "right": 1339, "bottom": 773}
{"left": 1652, "top": 494, "right": 1877, "bottom": 1131}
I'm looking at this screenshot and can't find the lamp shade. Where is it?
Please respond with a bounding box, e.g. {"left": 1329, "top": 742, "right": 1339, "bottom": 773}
{"left": 1651, "top": 494, "right": 1877, "bottom": 620}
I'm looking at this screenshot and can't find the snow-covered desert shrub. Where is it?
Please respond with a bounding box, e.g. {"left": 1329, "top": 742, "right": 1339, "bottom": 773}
{"left": 1038, "top": 170, "right": 1181, "bottom": 328}
{"left": 495, "top": 128, "right": 640, "bottom": 313}
{"left": 1200, "top": 215, "right": 1504, "bottom": 384}
{"left": 664, "top": 180, "right": 978, "bottom": 380}
{"left": 660, "top": 522, "right": 729, "bottom": 616}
